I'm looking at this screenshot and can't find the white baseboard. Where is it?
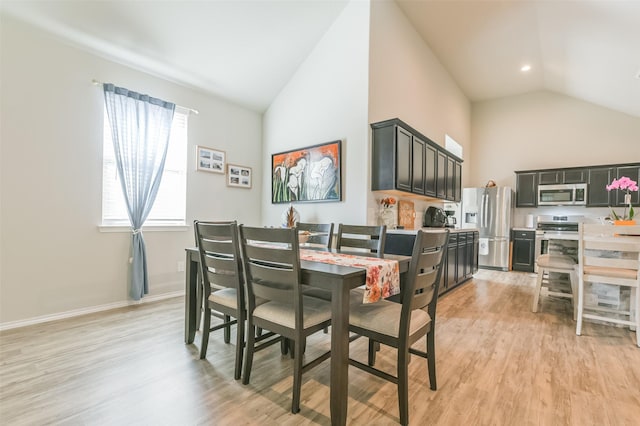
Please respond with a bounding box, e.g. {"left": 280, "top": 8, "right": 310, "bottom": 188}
{"left": 0, "top": 291, "right": 184, "bottom": 331}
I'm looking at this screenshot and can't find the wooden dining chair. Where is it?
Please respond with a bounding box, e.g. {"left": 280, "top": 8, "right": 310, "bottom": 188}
{"left": 238, "top": 225, "right": 332, "bottom": 414}
{"left": 348, "top": 229, "right": 449, "bottom": 425}
{"left": 336, "top": 224, "right": 387, "bottom": 256}
{"left": 576, "top": 223, "right": 640, "bottom": 347}
{"left": 296, "top": 222, "right": 334, "bottom": 249}
{"left": 194, "top": 220, "right": 245, "bottom": 380}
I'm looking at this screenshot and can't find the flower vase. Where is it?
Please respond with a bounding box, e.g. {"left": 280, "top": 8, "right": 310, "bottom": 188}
{"left": 614, "top": 219, "right": 636, "bottom": 226}
{"left": 380, "top": 208, "right": 395, "bottom": 228}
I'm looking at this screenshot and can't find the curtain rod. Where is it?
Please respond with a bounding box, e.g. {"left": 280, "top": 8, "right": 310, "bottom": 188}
{"left": 92, "top": 79, "right": 199, "bottom": 115}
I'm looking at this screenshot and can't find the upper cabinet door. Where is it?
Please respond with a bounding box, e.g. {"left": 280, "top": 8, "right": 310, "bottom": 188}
{"left": 446, "top": 156, "right": 455, "bottom": 201}
{"left": 436, "top": 151, "right": 447, "bottom": 199}
{"left": 454, "top": 161, "right": 462, "bottom": 202}
{"left": 538, "top": 170, "right": 562, "bottom": 185}
{"left": 563, "top": 169, "right": 587, "bottom": 183}
{"left": 615, "top": 165, "right": 640, "bottom": 206}
{"left": 587, "top": 167, "right": 612, "bottom": 207}
{"left": 395, "top": 126, "right": 412, "bottom": 192}
{"left": 516, "top": 172, "right": 537, "bottom": 207}
{"left": 424, "top": 144, "right": 437, "bottom": 197}
{"left": 412, "top": 137, "right": 425, "bottom": 194}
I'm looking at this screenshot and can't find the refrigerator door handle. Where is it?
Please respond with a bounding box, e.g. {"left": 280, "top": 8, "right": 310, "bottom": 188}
{"left": 481, "top": 192, "right": 488, "bottom": 228}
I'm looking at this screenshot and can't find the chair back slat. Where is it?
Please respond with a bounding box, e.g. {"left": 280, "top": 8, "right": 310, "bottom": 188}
{"left": 244, "top": 244, "right": 294, "bottom": 265}
{"left": 296, "top": 222, "right": 334, "bottom": 248}
{"left": 239, "top": 226, "right": 303, "bottom": 315}
{"left": 336, "top": 224, "right": 386, "bottom": 256}
{"left": 194, "top": 221, "right": 244, "bottom": 302}
{"left": 400, "top": 230, "right": 449, "bottom": 336}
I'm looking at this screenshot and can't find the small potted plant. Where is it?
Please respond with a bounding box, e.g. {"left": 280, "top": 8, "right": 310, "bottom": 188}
{"left": 606, "top": 176, "right": 638, "bottom": 225}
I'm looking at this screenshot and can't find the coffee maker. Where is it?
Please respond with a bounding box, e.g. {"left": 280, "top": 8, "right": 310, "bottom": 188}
{"left": 444, "top": 210, "right": 457, "bottom": 228}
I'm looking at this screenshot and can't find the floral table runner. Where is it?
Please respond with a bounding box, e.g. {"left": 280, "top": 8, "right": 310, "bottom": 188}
{"left": 300, "top": 249, "right": 400, "bottom": 303}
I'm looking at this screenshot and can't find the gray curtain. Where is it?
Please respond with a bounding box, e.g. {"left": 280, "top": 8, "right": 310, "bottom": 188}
{"left": 103, "top": 83, "right": 176, "bottom": 300}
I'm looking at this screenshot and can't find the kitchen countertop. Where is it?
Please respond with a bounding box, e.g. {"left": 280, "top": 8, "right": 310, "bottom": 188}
{"left": 387, "top": 227, "right": 479, "bottom": 234}
{"left": 512, "top": 227, "right": 537, "bottom": 232}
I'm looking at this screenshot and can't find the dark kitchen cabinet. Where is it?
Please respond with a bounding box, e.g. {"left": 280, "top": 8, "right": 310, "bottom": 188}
{"left": 446, "top": 156, "right": 456, "bottom": 201}
{"left": 512, "top": 229, "right": 535, "bottom": 272}
{"left": 371, "top": 118, "right": 463, "bottom": 202}
{"left": 516, "top": 172, "right": 538, "bottom": 207}
{"left": 412, "top": 137, "right": 426, "bottom": 194}
{"left": 441, "top": 231, "right": 478, "bottom": 294}
{"left": 436, "top": 151, "right": 447, "bottom": 199}
{"left": 538, "top": 168, "right": 587, "bottom": 185}
{"left": 395, "top": 126, "right": 413, "bottom": 192}
{"left": 454, "top": 161, "right": 462, "bottom": 202}
{"left": 464, "top": 232, "right": 477, "bottom": 279}
{"left": 445, "top": 234, "right": 457, "bottom": 294}
{"left": 614, "top": 165, "right": 640, "bottom": 206}
{"left": 517, "top": 163, "right": 638, "bottom": 209}
{"left": 456, "top": 233, "right": 467, "bottom": 279}
{"left": 563, "top": 168, "right": 587, "bottom": 183}
{"left": 539, "top": 170, "right": 562, "bottom": 185}
{"left": 384, "top": 230, "right": 478, "bottom": 297}
{"left": 424, "top": 144, "right": 437, "bottom": 197}
{"left": 587, "top": 167, "right": 613, "bottom": 207}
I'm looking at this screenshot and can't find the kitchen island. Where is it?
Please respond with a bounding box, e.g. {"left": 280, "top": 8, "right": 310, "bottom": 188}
{"left": 385, "top": 228, "right": 479, "bottom": 295}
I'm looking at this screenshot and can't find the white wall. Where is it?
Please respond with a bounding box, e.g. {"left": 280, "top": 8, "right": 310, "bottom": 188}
{"left": 367, "top": 0, "right": 471, "bottom": 227}
{"left": 0, "top": 16, "right": 262, "bottom": 325}
{"left": 262, "top": 1, "right": 370, "bottom": 226}
{"left": 471, "top": 90, "right": 640, "bottom": 187}
{"left": 471, "top": 90, "right": 640, "bottom": 226}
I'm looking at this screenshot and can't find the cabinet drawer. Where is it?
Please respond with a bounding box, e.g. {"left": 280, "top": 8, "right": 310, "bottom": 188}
{"left": 512, "top": 230, "right": 535, "bottom": 240}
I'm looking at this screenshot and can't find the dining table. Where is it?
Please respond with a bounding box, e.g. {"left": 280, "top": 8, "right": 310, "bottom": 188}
{"left": 184, "top": 246, "right": 411, "bottom": 426}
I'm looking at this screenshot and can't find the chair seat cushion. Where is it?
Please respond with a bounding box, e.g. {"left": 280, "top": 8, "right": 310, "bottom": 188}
{"left": 584, "top": 265, "right": 638, "bottom": 279}
{"left": 349, "top": 299, "right": 431, "bottom": 338}
{"left": 210, "top": 288, "right": 266, "bottom": 310}
{"left": 209, "top": 288, "right": 239, "bottom": 309}
{"left": 537, "top": 254, "right": 576, "bottom": 269}
{"left": 252, "top": 296, "right": 331, "bottom": 329}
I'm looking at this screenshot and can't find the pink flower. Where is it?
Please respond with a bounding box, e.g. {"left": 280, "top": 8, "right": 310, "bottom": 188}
{"left": 606, "top": 176, "right": 637, "bottom": 221}
{"left": 606, "top": 176, "right": 638, "bottom": 193}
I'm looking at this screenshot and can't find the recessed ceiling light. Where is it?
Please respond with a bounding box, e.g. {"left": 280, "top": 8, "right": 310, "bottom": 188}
{"left": 521, "top": 64, "right": 532, "bottom": 72}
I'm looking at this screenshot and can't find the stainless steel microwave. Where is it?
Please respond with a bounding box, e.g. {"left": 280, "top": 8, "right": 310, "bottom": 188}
{"left": 537, "top": 183, "right": 587, "bottom": 206}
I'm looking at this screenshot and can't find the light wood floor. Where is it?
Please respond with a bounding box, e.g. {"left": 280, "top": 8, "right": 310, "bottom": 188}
{"left": 1, "top": 270, "right": 639, "bottom": 425}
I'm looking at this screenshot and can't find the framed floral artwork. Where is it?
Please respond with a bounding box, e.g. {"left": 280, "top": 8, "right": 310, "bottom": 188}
{"left": 196, "top": 146, "right": 225, "bottom": 173}
{"left": 227, "top": 164, "right": 252, "bottom": 189}
{"left": 271, "top": 140, "right": 342, "bottom": 204}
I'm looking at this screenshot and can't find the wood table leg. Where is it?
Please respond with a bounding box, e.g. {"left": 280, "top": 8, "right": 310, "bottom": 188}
{"left": 330, "top": 281, "right": 350, "bottom": 426}
{"left": 185, "top": 249, "right": 198, "bottom": 344}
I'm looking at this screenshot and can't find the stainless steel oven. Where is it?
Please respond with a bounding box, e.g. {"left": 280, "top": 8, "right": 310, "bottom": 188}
{"left": 534, "top": 215, "right": 582, "bottom": 271}
{"left": 538, "top": 183, "right": 587, "bottom": 206}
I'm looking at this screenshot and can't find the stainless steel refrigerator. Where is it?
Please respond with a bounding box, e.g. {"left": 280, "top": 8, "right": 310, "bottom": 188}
{"left": 462, "top": 187, "right": 512, "bottom": 271}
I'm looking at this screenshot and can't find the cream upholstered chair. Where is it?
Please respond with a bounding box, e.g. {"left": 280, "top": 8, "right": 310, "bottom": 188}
{"left": 238, "top": 225, "right": 332, "bottom": 414}
{"left": 576, "top": 223, "right": 640, "bottom": 347}
{"left": 532, "top": 253, "right": 578, "bottom": 319}
{"left": 348, "top": 229, "right": 449, "bottom": 426}
{"left": 194, "top": 221, "right": 245, "bottom": 380}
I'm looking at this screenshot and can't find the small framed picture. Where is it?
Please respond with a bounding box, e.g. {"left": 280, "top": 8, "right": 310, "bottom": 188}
{"left": 227, "top": 164, "right": 252, "bottom": 189}
{"left": 196, "top": 146, "right": 225, "bottom": 173}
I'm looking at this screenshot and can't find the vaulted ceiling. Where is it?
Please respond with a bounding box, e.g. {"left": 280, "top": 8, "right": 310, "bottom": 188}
{"left": 2, "top": 0, "right": 639, "bottom": 117}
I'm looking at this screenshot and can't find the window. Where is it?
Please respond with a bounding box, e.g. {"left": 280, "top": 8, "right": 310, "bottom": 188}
{"left": 101, "top": 107, "right": 188, "bottom": 227}
{"left": 445, "top": 134, "right": 463, "bottom": 159}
